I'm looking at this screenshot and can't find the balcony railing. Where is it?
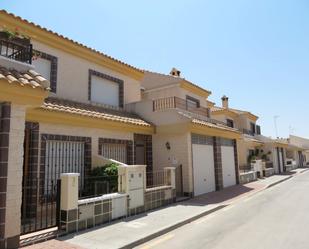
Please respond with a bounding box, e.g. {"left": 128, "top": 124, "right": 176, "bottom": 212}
{"left": 0, "top": 33, "right": 32, "bottom": 64}
{"left": 242, "top": 129, "right": 255, "bottom": 136}
{"left": 153, "top": 96, "right": 210, "bottom": 117}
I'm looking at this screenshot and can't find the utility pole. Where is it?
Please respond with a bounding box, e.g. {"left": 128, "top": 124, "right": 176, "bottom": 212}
{"left": 274, "top": 115, "right": 279, "bottom": 138}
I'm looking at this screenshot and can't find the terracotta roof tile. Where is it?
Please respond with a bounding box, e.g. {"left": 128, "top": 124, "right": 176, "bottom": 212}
{"left": 191, "top": 118, "right": 240, "bottom": 133}
{"left": 177, "top": 110, "right": 240, "bottom": 133}
{"left": 0, "top": 10, "right": 143, "bottom": 74}
{"left": 211, "top": 106, "right": 258, "bottom": 119}
{"left": 41, "top": 98, "right": 152, "bottom": 127}
{"left": 0, "top": 66, "right": 50, "bottom": 89}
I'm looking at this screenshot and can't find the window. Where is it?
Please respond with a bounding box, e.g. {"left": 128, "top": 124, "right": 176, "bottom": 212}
{"left": 32, "top": 51, "right": 58, "bottom": 93}
{"left": 98, "top": 138, "right": 132, "bottom": 164}
{"left": 250, "top": 123, "right": 256, "bottom": 134}
{"left": 227, "top": 119, "right": 234, "bottom": 128}
{"left": 89, "top": 70, "right": 124, "bottom": 107}
{"left": 33, "top": 58, "right": 51, "bottom": 81}
{"left": 101, "top": 143, "right": 127, "bottom": 163}
{"left": 256, "top": 125, "right": 261, "bottom": 135}
{"left": 186, "top": 96, "right": 200, "bottom": 109}
{"left": 91, "top": 76, "right": 119, "bottom": 106}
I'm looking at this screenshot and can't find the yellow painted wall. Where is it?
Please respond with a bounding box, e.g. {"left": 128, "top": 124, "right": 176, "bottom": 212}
{"left": 152, "top": 132, "right": 193, "bottom": 194}
{"left": 32, "top": 40, "right": 142, "bottom": 105}
{"left": 39, "top": 122, "right": 134, "bottom": 169}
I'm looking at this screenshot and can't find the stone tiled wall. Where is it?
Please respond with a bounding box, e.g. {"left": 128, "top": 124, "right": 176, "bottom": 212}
{"left": 0, "top": 103, "right": 11, "bottom": 248}
{"left": 144, "top": 187, "right": 175, "bottom": 212}
{"left": 213, "top": 137, "right": 224, "bottom": 191}
{"left": 0, "top": 104, "right": 26, "bottom": 249}
{"left": 61, "top": 186, "right": 175, "bottom": 234}
{"left": 233, "top": 139, "right": 240, "bottom": 184}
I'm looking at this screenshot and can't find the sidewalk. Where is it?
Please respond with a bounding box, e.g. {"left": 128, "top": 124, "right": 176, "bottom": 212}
{"left": 24, "top": 171, "right": 306, "bottom": 249}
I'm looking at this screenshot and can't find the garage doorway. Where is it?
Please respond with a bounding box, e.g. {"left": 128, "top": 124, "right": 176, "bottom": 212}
{"left": 192, "top": 134, "right": 216, "bottom": 196}
{"left": 221, "top": 144, "right": 236, "bottom": 188}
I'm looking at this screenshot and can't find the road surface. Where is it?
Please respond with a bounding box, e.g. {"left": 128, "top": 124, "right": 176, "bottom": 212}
{"left": 137, "top": 171, "right": 309, "bottom": 249}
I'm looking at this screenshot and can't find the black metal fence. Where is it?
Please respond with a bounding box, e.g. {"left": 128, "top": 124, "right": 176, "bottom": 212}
{"left": 79, "top": 175, "right": 121, "bottom": 199}
{"left": 0, "top": 37, "right": 32, "bottom": 64}
{"left": 146, "top": 170, "right": 168, "bottom": 188}
{"left": 239, "top": 164, "right": 254, "bottom": 174}
{"left": 21, "top": 178, "right": 61, "bottom": 235}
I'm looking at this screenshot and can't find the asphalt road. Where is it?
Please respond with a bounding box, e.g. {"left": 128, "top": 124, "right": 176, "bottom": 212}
{"left": 137, "top": 171, "right": 309, "bottom": 249}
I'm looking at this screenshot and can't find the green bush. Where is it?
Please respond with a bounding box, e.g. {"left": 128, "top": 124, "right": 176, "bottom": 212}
{"left": 82, "top": 163, "right": 119, "bottom": 197}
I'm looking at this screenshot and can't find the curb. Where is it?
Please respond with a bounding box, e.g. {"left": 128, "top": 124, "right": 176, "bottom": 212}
{"left": 122, "top": 174, "right": 302, "bottom": 248}
{"left": 121, "top": 174, "right": 298, "bottom": 249}
{"left": 266, "top": 175, "right": 293, "bottom": 189}
{"left": 119, "top": 205, "right": 227, "bottom": 249}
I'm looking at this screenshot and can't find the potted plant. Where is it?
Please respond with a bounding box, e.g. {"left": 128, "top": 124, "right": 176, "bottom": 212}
{"left": 0, "top": 27, "right": 31, "bottom": 46}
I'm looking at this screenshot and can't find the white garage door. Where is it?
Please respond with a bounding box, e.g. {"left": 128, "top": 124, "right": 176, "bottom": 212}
{"left": 221, "top": 140, "right": 236, "bottom": 188}
{"left": 279, "top": 149, "right": 284, "bottom": 173}
{"left": 192, "top": 143, "right": 216, "bottom": 196}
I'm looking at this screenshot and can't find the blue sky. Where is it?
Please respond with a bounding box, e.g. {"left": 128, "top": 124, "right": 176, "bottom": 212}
{"left": 2, "top": 0, "right": 309, "bottom": 138}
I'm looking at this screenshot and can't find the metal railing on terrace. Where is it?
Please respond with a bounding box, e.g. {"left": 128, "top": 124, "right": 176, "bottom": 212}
{"left": 0, "top": 32, "right": 33, "bottom": 64}
{"left": 242, "top": 129, "right": 255, "bottom": 136}
{"left": 153, "top": 96, "right": 210, "bottom": 117}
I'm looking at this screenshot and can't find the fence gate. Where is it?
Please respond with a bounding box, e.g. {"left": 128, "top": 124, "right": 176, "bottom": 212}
{"left": 21, "top": 139, "right": 85, "bottom": 235}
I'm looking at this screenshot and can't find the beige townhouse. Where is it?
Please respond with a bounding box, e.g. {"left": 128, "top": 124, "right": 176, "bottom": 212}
{"left": 210, "top": 96, "right": 267, "bottom": 175}
{"left": 0, "top": 10, "right": 154, "bottom": 248}
{"left": 210, "top": 96, "right": 306, "bottom": 176}
{"left": 127, "top": 69, "right": 241, "bottom": 197}
{"left": 286, "top": 135, "right": 309, "bottom": 167}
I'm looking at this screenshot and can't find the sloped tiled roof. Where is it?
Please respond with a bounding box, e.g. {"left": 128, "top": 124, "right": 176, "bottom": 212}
{"left": 177, "top": 111, "right": 240, "bottom": 133}
{"left": 41, "top": 98, "right": 152, "bottom": 127}
{"left": 143, "top": 70, "right": 212, "bottom": 95}
{"left": 211, "top": 106, "right": 258, "bottom": 120}
{"left": 243, "top": 135, "right": 264, "bottom": 144}
{"left": 0, "top": 10, "right": 143, "bottom": 74}
{"left": 0, "top": 66, "right": 50, "bottom": 89}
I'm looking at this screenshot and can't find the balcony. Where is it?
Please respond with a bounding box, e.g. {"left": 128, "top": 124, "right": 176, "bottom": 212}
{"left": 0, "top": 32, "right": 33, "bottom": 64}
{"left": 242, "top": 129, "right": 255, "bottom": 136}
{"left": 152, "top": 96, "right": 229, "bottom": 126}
{"left": 153, "top": 96, "right": 210, "bottom": 117}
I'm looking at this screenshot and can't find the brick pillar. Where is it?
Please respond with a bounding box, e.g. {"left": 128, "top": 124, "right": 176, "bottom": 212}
{"left": 213, "top": 137, "right": 223, "bottom": 191}
{"left": 233, "top": 139, "right": 240, "bottom": 184}
{"left": 0, "top": 103, "right": 26, "bottom": 249}
{"left": 0, "top": 103, "right": 11, "bottom": 248}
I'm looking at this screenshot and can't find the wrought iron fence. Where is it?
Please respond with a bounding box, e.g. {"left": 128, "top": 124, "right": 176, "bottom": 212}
{"left": 0, "top": 37, "right": 32, "bottom": 64}
{"left": 146, "top": 170, "right": 168, "bottom": 188}
{"left": 239, "top": 164, "right": 254, "bottom": 174}
{"left": 79, "top": 175, "right": 123, "bottom": 199}
{"left": 21, "top": 178, "right": 61, "bottom": 235}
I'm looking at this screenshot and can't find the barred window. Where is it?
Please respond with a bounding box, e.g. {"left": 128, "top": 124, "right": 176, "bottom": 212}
{"left": 101, "top": 143, "right": 127, "bottom": 163}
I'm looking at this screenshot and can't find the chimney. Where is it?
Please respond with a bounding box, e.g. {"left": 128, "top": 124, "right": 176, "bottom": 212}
{"left": 170, "top": 68, "right": 181, "bottom": 77}
{"left": 221, "top": 95, "right": 229, "bottom": 109}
